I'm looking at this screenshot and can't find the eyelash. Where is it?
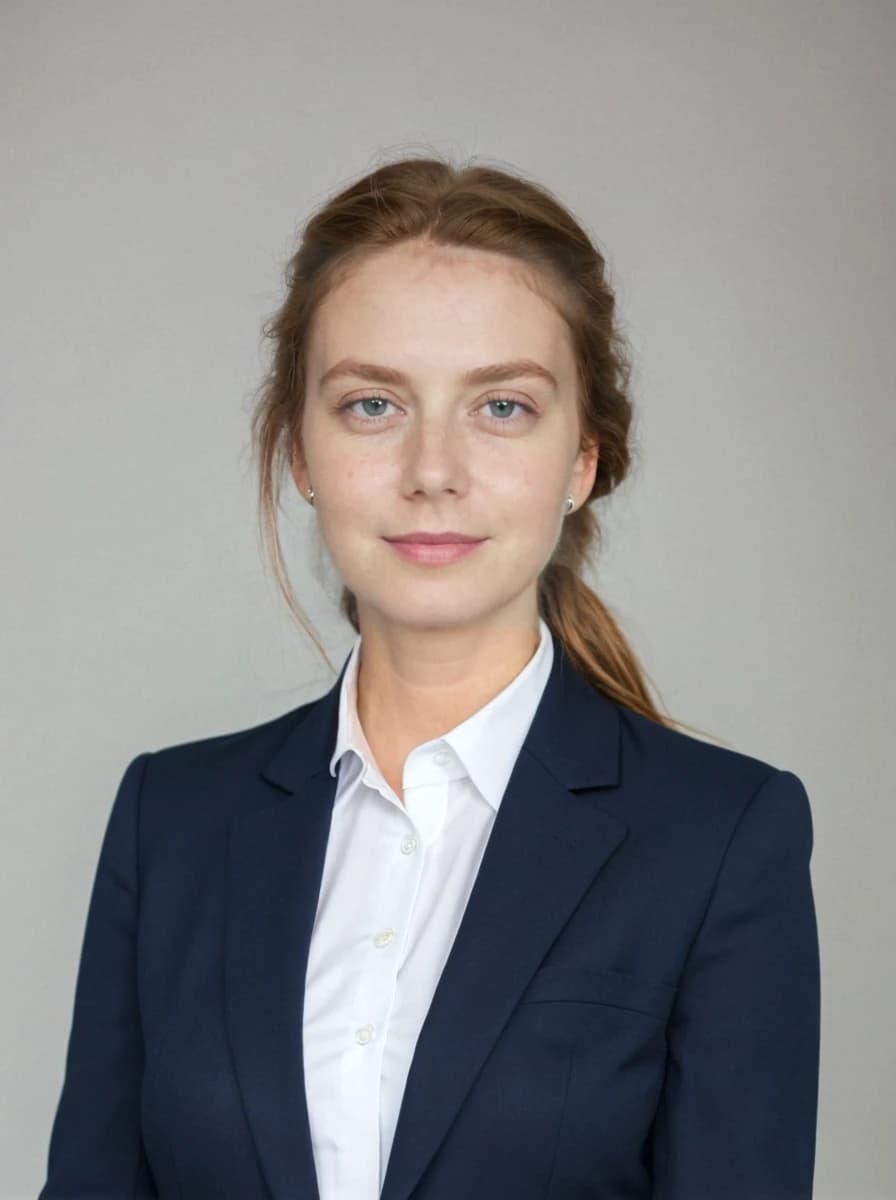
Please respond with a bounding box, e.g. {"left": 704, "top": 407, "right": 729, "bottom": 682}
{"left": 336, "top": 393, "right": 538, "bottom": 428}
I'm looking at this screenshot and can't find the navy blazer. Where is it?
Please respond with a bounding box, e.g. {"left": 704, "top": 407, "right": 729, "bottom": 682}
{"left": 39, "top": 632, "right": 820, "bottom": 1199}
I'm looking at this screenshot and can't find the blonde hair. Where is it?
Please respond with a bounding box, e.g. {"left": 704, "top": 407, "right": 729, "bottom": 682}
{"left": 249, "top": 153, "right": 712, "bottom": 737}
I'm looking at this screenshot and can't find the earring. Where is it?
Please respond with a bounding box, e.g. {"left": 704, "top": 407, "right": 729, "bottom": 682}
{"left": 307, "top": 487, "right": 315, "bottom": 506}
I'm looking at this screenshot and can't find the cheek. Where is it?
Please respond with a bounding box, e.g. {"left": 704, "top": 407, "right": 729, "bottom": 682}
{"left": 511, "top": 464, "right": 567, "bottom": 525}
{"left": 507, "top": 470, "right": 570, "bottom": 568}
{"left": 319, "top": 448, "right": 388, "bottom": 511}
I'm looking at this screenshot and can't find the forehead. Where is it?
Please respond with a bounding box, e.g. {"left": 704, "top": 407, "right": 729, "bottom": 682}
{"left": 308, "top": 242, "right": 573, "bottom": 372}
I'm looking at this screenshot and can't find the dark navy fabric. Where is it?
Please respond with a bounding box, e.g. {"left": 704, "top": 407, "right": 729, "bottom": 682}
{"left": 38, "top": 630, "right": 820, "bottom": 1198}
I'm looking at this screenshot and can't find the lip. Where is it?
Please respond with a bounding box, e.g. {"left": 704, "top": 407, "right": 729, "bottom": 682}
{"left": 384, "top": 537, "right": 487, "bottom": 565}
{"left": 385, "top": 532, "right": 485, "bottom": 544}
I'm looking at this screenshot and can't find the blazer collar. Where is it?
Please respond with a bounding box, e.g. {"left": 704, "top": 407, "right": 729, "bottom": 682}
{"left": 226, "top": 627, "right": 625, "bottom": 1200}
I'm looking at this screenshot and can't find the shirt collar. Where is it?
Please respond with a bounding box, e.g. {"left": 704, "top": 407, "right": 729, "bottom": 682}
{"left": 328, "top": 616, "right": 555, "bottom": 813}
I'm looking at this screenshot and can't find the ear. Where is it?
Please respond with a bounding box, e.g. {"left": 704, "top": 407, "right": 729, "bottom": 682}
{"left": 290, "top": 439, "right": 310, "bottom": 498}
{"left": 571, "top": 436, "right": 599, "bottom": 505}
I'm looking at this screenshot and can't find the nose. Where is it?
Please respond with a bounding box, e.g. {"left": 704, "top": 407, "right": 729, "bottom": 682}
{"left": 399, "top": 413, "right": 470, "bottom": 500}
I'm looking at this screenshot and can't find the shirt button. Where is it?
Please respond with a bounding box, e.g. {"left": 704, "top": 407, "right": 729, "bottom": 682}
{"left": 355, "top": 1024, "right": 375, "bottom": 1045}
{"left": 433, "top": 749, "right": 451, "bottom": 766}
{"left": 400, "top": 834, "right": 417, "bottom": 854}
{"left": 373, "top": 929, "right": 395, "bottom": 948}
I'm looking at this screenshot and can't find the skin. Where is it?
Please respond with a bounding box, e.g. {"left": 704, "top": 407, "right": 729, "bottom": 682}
{"left": 291, "top": 237, "right": 598, "bottom": 802}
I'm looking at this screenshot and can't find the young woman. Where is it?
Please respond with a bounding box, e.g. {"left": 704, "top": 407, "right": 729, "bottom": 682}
{"left": 40, "top": 156, "right": 821, "bottom": 1199}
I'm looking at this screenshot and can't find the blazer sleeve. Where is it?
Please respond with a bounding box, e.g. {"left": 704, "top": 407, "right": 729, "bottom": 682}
{"left": 650, "top": 768, "right": 821, "bottom": 1199}
{"left": 38, "top": 752, "right": 159, "bottom": 1199}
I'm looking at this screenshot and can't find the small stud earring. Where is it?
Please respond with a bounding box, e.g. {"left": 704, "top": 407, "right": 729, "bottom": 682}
{"left": 565, "top": 494, "right": 574, "bottom": 514}
{"left": 307, "top": 487, "right": 315, "bottom": 506}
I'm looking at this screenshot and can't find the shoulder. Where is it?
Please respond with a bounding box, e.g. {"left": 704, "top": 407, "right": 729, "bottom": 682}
{"left": 609, "top": 701, "right": 813, "bottom": 847}
{"left": 121, "top": 690, "right": 327, "bottom": 838}
{"left": 140, "top": 695, "right": 319, "bottom": 784}
{"left": 109, "top": 694, "right": 336, "bottom": 867}
{"left": 618, "top": 702, "right": 781, "bottom": 784}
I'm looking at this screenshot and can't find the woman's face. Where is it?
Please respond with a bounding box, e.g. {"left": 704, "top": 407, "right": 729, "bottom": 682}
{"left": 292, "top": 239, "right": 598, "bottom": 636}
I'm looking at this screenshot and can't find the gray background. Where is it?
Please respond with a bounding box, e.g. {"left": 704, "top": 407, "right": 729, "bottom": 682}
{"left": 2, "top": 2, "right": 893, "bottom": 1197}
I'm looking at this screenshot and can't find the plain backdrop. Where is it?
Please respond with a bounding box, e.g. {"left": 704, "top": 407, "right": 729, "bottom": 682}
{"left": 2, "top": 2, "right": 894, "bottom": 1197}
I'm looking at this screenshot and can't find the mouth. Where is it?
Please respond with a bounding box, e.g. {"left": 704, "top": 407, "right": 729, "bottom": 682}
{"left": 384, "top": 533, "right": 486, "bottom": 544}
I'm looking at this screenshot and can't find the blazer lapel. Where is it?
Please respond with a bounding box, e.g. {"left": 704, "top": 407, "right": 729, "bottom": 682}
{"left": 224, "top": 663, "right": 346, "bottom": 1200}
{"left": 225, "top": 633, "right": 626, "bottom": 1200}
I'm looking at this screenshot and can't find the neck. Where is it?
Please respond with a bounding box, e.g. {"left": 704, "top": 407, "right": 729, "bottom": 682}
{"left": 355, "top": 615, "right": 542, "bottom": 756}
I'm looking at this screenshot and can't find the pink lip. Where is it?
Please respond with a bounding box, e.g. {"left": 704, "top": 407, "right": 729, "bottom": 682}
{"left": 384, "top": 538, "right": 487, "bottom": 565}
{"left": 386, "top": 532, "right": 484, "bottom": 544}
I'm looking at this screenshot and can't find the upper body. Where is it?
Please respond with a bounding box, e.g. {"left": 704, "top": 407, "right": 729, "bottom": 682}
{"left": 38, "top": 619, "right": 820, "bottom": 1200}
{"left": 41, "top": 157, "right": 821, "bottom": 1198}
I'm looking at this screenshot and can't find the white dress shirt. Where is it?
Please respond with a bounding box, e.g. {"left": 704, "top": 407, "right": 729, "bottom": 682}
{"left": 301, "top": 616, "right": 555, "bottom": 1199}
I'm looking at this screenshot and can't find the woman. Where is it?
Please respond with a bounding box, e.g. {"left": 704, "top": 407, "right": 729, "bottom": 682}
{"left": 39, "top": 156, "right": 820, "bottom": 1199}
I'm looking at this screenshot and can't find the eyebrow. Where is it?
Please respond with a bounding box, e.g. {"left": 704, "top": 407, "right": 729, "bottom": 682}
{"left": 317, "top": 357, "right": 558, "bottom": 390}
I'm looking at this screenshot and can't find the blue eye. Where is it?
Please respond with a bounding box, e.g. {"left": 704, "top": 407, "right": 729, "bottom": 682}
{"left": 338, "top": 394, "right": 536, "bottom": 427}
{"left": 485, "top": 397, "right": 529, "bottom": 421}
{"left": 350, "top": 395, "right": 393, "bottom": 419}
